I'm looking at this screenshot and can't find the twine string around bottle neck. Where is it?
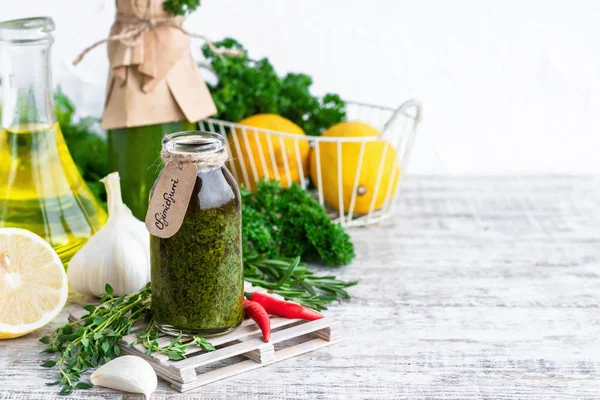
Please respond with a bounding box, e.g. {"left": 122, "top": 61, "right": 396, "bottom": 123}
{"left": 160, "top": 147, "right": 229, "bottom": 169}
{"left": 73, "top": 13, "right": 242, "bottom": 66}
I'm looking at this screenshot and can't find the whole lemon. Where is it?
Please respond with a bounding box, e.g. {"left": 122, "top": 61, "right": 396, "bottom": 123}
{"left": 309, "top": 121, "right": 401, "bottom": 214}
{"left": 229, "top": 114, "right": 310, "bottom": 190}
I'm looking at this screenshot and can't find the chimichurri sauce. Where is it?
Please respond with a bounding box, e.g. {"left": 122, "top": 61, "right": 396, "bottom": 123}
{"left": 150, "top": 167, "right": 244, "bottom": 336}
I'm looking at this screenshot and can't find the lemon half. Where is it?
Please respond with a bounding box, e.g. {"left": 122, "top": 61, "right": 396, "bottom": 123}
{"left": 0, "top": 228, "right": 68, "bottom": 339}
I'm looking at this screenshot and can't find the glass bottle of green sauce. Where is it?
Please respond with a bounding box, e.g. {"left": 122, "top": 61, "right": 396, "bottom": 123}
{"left": 149, "top": 131, "right": 244, "bottom": 336}
{"left": 108, "top": 121, "right": 195, "bottom": 221}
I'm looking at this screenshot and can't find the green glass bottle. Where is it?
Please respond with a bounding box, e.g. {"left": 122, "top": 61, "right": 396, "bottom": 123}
{"left": 99, "top": 1, "right": 216, "bottom": 220}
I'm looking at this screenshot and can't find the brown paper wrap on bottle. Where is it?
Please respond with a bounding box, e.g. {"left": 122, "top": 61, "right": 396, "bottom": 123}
{"left": 101, "top": 0, "right": 217, "bottom": 130}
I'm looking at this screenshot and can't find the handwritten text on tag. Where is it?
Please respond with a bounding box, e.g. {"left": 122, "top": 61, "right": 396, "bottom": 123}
{"left": 145, "top": 162, "right": 197, "bottom": 238}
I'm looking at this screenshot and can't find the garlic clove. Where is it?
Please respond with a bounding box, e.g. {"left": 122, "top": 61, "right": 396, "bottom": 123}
{"left": 91, "top": 355, "right": 157, "bottom": 399}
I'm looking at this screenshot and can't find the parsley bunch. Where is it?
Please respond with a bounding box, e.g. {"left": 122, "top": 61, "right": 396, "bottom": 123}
{"left": 202, "top": 38, "right": 346, "bottom": 136}
{"left": 242, "top": 180, "right": 355, "bottom": 266}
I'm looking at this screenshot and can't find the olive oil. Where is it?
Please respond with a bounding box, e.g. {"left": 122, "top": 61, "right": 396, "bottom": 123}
{"left": 0, "top": 123, "right": 107, "bottom": 265}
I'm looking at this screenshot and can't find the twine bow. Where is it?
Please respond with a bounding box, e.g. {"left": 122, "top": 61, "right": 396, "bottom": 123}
{"left": 73, "top": 14, "right": 242, "bottom": 66}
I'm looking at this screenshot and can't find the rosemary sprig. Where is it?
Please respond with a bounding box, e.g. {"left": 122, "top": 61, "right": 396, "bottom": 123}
{"left": 244, "top": 256, "right": 358, "bottom": 311}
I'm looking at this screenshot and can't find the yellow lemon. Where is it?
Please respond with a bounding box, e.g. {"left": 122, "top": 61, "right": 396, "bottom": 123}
{"left": 229, "top": 114, "right": 310, "bottom": 190}
{"left": 309, "top": 121, "right": 401, "bottom": 214}
{"left": 0, "top": 228, "right": 68, "bottom": 339}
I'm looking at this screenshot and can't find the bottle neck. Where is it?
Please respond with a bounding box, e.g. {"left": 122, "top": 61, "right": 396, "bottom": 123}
{"left": 161, "top": 131, "right": 229, "bottom": 172}
{"left": 0, "top": 39, "right": 56, "bottom": 129}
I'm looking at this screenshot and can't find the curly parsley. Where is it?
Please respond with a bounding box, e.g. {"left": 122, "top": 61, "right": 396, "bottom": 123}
{"left": 242, "top": 180, "right": 355, "bottom": 266}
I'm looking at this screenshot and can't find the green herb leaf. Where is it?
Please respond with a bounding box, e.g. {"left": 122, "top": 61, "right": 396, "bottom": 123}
{"left": 82, "top": 304, "right": 96, "bottom": 313}
{"left": 105, "top": 284, "right": 113, "bottom": 297}
{"left": 59, "top": 385, "right": 74, "bottom": 396}
{"left": 193, "top": 337, "right": 216, "bottom": 352}
{"left": 75, "top": 382, "right": 93, "bottom": 389}
{"left": 101, "top": 341, "right": 111, "bottom": 355}
{"left": 39, "top": 336, "right": 51, "bottom": 344}
{"left": 45, "top": 380, "right": 62, "bottom": 386}
{"left": 167, "top": 351, "right": 185, "bottom": 361}
{"left": 40, "top": 360, "right": 57, "bottom": 368}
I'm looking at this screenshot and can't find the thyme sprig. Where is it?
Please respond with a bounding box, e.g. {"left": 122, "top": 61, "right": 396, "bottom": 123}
{"left": 40, "top": 283, "right": 216, "bottom": 395}
{"left": 40, "top": 283, "right": 152, "bottom": 395}
{"left": 132, "top": 323, "right": 215, "bottom": 361}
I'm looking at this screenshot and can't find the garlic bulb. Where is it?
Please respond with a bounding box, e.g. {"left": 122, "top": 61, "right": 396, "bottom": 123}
{"left": 91, "top": 355, "right": 157, "bottom": 398}
{"left": 68, "top": 172, "right": 150, "bottom": 297}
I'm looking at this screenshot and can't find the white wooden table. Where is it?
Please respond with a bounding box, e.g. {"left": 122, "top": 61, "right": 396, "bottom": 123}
{"left": 1, "top": 176, "right": 599, "bottom": 399}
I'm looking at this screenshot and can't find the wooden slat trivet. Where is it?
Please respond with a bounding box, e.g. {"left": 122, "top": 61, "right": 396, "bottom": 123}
{"left": 69, "top": 308, "right": 340, "bottom": 392}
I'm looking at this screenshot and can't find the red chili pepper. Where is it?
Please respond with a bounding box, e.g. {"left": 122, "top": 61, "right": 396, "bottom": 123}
{"left": 243, "top": 299, "right": 271, "bottom": 342}
{"left": 249, "top": 292, "right": 324, "bottom": 321}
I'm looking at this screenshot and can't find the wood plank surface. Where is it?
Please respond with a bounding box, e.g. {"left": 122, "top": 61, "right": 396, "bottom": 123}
{"left": 1, "top": 176, "right": 599, "bottom": 399}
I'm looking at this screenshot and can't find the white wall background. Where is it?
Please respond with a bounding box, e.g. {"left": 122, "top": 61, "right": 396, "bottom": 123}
{"left": 3, "top": 0, "right": 600, "bottom": 175}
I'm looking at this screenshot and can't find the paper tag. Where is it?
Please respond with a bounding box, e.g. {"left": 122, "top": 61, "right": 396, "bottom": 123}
{"left": 145, "top": 162, "right": 197, "bottom": 239}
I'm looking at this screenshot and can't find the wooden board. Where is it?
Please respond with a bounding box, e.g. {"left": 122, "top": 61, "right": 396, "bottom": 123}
{"left": 69, "top": 308, "right": 339, "bottom": 393}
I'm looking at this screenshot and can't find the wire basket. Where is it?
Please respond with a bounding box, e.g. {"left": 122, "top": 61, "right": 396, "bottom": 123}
{"left": 199, "top": 99, "right": 422, "bottom": 227}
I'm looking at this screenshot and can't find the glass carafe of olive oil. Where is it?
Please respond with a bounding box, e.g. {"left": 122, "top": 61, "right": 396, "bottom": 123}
{"left": 0, "top": 17, "right": 107, "bottom": 266}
